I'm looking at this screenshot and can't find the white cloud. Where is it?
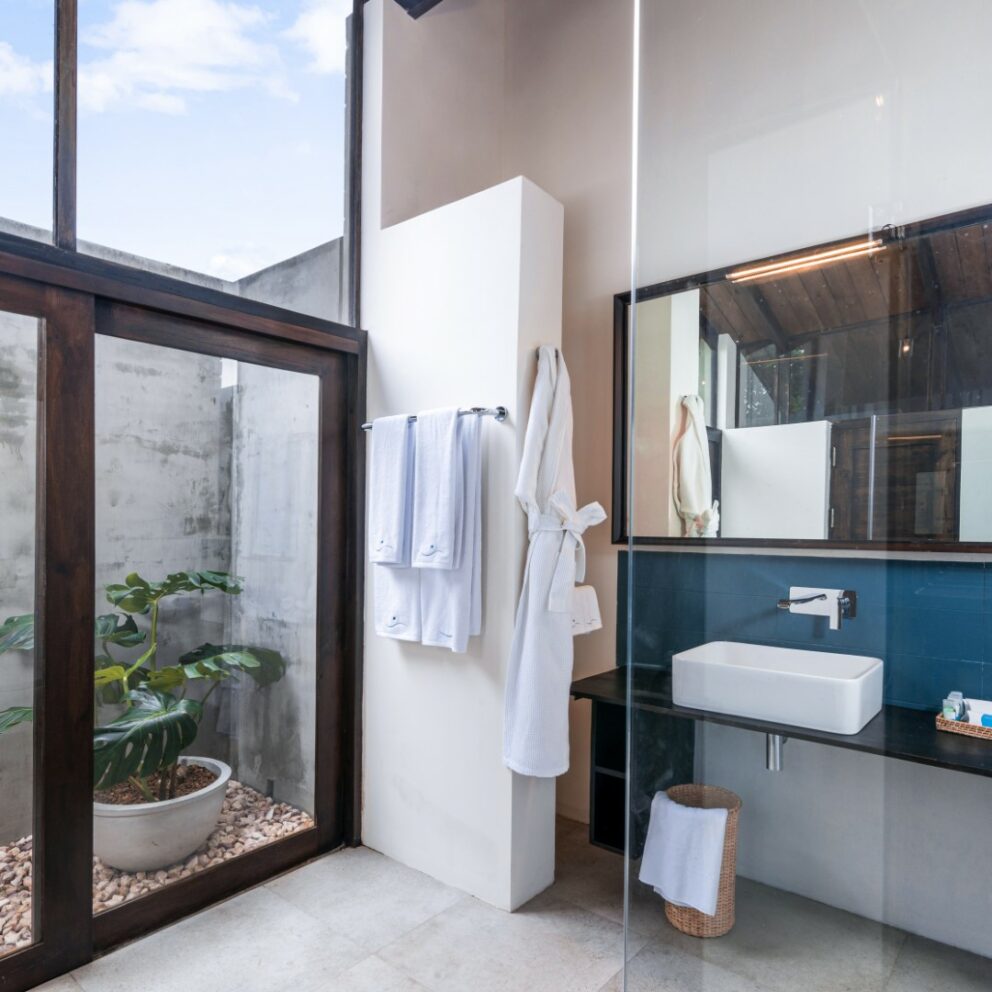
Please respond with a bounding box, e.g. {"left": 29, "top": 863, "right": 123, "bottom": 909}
{"left": 284, "top": 0, "right": 351, "bottom": 75}
{"left": 208, "top": 249, "right": 269, "bottom": 280}
{"left": 78, "top": 0, "right": 297, "bottom": 114}
{"left": 0, "top": 42, "right": 52, "bottom": 99}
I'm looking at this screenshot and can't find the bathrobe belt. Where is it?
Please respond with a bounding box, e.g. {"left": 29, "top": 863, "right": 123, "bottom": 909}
{"left": 530, "top": 492, "right": 607, "bottom": 613}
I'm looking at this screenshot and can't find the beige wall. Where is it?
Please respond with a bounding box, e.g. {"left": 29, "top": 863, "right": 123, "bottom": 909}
{"left": 502, "top": 0, "right": 632, "bottom": 821}
{"left": 371, "top": 0, "right": 632, "bottom": 823}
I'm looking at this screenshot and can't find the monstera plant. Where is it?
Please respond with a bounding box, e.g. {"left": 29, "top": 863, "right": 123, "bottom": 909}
{"left": 0, "top": 570, "right": 285, "bottom": 802}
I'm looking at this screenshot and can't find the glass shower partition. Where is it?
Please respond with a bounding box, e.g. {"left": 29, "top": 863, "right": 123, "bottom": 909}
{"left": 623, "top": 3, "right": 992, "bottom": 990}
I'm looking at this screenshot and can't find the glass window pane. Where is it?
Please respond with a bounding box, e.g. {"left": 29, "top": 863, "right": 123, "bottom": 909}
{"left": 77, "top": 1, "right": 354, "bottom": 323}
{"left": 0, "top": 1, "right": 54, "bottom": 240}
{"left": 92, "top": 334, "right": 318, "bottom": 910}
{"left": 0, "top": 310, "right": 39, "bottom": 955}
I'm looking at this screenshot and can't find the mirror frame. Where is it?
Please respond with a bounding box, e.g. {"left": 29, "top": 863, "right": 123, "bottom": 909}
{"left": 613, "top": 201, "right": 992, "bottom": 552}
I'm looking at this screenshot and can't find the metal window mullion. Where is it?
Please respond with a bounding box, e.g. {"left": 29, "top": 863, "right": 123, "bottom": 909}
{"left": 53, "top": 0, "right": 77, "bottom": 250}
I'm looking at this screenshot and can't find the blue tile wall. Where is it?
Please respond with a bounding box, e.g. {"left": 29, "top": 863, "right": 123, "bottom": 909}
{"left": 618, "top": 551, "right": 992, "bottom": 711}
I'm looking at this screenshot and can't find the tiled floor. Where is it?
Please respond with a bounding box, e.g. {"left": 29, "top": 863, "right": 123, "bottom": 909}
{"left": 36, "top": 819, "right": 989, "bottom": 992}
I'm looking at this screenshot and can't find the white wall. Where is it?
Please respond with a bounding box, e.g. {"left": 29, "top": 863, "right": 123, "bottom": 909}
{"left": 960, "top": 407, "right": 992, "bottom": 543}
{"left": 636, "top": 0, "right": 992, "bottom": 956}
{"left": 637, "top": 0, "right": 992, "bottom": 286}
{"left": 362, "top": 1, "right": 564, "bottom": 911}
{"left": 720, "top": 422, "right": 831, "bottom": 540}
{"left": 631, "top": 291, "right": 701, "bottom": 537}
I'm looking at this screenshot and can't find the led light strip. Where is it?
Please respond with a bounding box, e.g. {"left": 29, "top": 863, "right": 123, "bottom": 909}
{"left": 727, "top": 238, "right": 885, "bottom": 283}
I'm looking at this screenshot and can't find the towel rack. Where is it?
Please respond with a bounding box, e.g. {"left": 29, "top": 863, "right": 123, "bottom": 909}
{"left": 361, "top": 406, "right": 508, "bottom": 432}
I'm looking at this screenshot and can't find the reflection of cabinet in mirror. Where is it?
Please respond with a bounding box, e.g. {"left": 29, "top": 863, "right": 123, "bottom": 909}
{"left": 829, "top": 412, "right": 961, "bottom": 543}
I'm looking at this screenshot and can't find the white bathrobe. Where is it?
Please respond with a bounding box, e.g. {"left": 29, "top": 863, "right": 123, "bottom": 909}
{"left": 673, "top": 394, "right": 719, "bottom": 538}
{"left": 503, "top": 346, "right": 606, "bottom": 778}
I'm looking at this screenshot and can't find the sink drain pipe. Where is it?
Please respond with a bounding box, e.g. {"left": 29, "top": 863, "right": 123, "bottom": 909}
{"left": 766, "top": 734, "right": 788, "bottom": 771}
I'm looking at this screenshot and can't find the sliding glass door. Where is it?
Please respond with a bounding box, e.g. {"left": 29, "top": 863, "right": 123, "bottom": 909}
{"left": 0, "top": 274, "right": 362, "bottom": 991}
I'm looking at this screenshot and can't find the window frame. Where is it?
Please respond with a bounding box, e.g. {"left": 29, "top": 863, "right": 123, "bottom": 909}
{"left": 0, "top": 5, "right": 367, "bottom": 986}
{"left": 35, "top": 0, "right": 365, "bottom": 329}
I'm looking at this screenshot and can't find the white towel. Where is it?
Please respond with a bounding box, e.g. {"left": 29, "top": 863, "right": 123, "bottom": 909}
{"left": 673, "top": 395, "right": 720, "bottom": 538}
{"left": 421, "top": 415, "right": 482, "bottom": 652}
{"left": 372, "top": 562, "right": 421, "bottom": 643}
{"left": 570, "top": 585, "right": 602, "bottom": 636}
{"left": 412, "top": 409, "right": 463, "bottom": 569}
{"left": 639, "top": 791, "right": 728, "bottom": 916}
{"left": 368, "top": 414, "right": 415, "bottom": 565}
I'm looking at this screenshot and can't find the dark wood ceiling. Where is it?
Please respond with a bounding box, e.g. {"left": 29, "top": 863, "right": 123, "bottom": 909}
{"left": 701, "top": 220, "right": 992, "bottom": 352}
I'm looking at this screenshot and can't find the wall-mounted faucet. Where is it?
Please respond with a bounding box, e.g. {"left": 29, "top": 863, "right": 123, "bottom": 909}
{"left": 777, "top": 587, "right": 857, "bottom": 631}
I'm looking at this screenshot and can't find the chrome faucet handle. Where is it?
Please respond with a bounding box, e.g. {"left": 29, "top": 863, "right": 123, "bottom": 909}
{"left": 777, "top": 593, "right": 828, "bottom": 610}
{"left": 839, "top": 590, "right": 857, "bottom": 619}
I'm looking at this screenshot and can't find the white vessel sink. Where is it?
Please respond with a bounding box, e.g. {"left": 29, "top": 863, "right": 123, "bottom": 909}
{"left": 672, "top": 641, "right": 883, "bottom": 735}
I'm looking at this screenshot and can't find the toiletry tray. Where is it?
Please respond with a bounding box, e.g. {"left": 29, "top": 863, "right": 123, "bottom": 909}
{"left": 935, "top": 714, "right": 992, "bottom": 741}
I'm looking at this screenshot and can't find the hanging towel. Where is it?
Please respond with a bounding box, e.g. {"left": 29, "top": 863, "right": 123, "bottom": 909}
{"left": 503, "top": 346, "right": 607, "bottom": 778}
{"left": 570, "top": 585, "right": 602, "bottom": 636}
{"left": 411, "top": 409, "right": 463, "bottom": 569}
{"left": 372, "top": 560, "right": 422, "bottom": 643}
{"left": 639, "top": 791, "right": 728, "bottom": 916}
{"left": 421, "top": 415, "right": 482, "bottom": 652}
{"left": 673, "top": 395, "right": 720, "bottom": 538}
{"left": 368, "top": 414, "right": 415, "bottom": 565}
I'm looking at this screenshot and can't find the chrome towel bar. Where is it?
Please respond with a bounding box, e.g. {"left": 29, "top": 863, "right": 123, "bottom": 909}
{"left": 361, "top": 406, "right": 508, "bottom": 432}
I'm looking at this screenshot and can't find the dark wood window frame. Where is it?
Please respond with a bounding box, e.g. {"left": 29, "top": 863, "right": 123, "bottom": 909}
{"left": 42, "top": 0, "right": 365, "bottom": 329}
{"left": 0, "top": 236, "right": 366, "bottom": 992}
{"left": 613, "top": 201, "right": 992, "bottom": 552}
{"left": 0, "top": 3, "right": 367, "bottom": 987}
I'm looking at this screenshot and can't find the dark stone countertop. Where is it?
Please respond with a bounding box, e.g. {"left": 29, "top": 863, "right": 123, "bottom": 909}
{"left": 571, "top": 666, "right": 992, "bottom": 780}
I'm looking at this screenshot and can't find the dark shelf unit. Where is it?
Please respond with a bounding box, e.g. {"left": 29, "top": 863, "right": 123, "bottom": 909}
{"left": 573, "top": 665, "right": 992, "bottom": 855}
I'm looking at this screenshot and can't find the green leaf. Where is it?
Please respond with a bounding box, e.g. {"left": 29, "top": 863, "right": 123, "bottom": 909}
{"left": 105, "top": 571, "right": 243, "bottom": 611}
{"left": 0, "top": 706, "right": 33, "bottom": 734}
{"left": 95, "top": 614, "right": 147, "bottom": 648}
{"left": 93, "top": 688, "right": 202, "bottom": 789}
{"left": 179, "top": 643, "right": 286, "bottom": 687}
{"left": 93, "top": 664, "right": 128, "bottom": 688}
{"left": 144, "top": 665, "right": 188, "bottom": 691}
{"left": 0, "top": 615, "right": 34, "bottom": 654}
{"left": 105, "top": 583, "right": 153, "bottom": 614}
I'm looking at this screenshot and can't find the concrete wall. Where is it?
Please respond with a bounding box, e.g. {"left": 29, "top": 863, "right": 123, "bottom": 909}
{"left": 0, "top": 312, "right": 39, "bottom": 842}
{"left": 237, "top": 240, "right": 344, "bottom": 324}
{"left": 0, "top": 252, "right": 327, "bottom": 842}
{"left": 227, "top": 363, "right": 320, "bottom": 815}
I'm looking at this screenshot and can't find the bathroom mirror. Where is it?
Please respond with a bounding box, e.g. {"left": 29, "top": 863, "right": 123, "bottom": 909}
{"left": 614, "top": 203, "right": 992, "bottom": 550}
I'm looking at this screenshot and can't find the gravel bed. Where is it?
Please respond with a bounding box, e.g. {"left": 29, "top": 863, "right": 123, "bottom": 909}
{"left": 0, "top": 780, "right": 314, "bottom": 956}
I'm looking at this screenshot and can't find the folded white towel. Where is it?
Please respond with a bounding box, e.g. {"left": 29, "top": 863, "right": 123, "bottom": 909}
{"left": 368, "top": 414, "right": 415, "bottom": 565}
{"left": 421, "top": 415, "right": 482, "bottom": 652}
{"left": 412, "top": 409, "right": 463, "bottom": 570}
{"left": 639, "top": 791, "right": 728, "bottom": 916}
{"left": 570, "top": 585, "right": 602, "bottom": 637}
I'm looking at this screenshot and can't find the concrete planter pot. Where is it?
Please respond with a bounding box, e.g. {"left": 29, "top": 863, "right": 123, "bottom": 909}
{"left": 93, "top": 757, "right": 231, "bottom": 873}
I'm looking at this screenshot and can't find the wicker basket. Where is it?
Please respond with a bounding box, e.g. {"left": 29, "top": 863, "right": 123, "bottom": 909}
{"left": 663, "top": 784, "right": 742, "bottom": 939}
{"left": 936, "top": 714, "right": 992, "bottom": 741}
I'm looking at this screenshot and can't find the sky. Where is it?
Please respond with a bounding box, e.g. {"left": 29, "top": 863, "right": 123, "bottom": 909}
{"left": 0, "top": 0, "right": 351, "bottom": 280}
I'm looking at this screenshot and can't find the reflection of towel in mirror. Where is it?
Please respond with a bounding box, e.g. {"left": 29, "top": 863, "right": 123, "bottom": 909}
{"left": 673, "top": 395, "right": 719, "bottom": 537}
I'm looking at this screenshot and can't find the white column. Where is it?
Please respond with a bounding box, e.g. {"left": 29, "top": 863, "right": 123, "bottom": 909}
{"left": 361, "top": 2, "right": 562, "bottom": 911}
